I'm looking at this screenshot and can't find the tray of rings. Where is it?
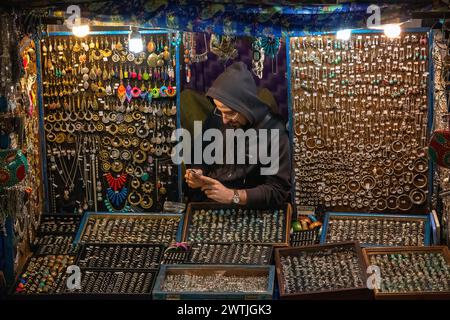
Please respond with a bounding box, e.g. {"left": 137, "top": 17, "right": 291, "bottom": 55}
{"left": 181, "top": 202, "right": 291, "bottom": 247}
{"left": 320, "top": 212, "right": 431, "bottom": 247}
{"left": 362, "top": 246, "right": 450, "bottom": 299}
{"left": 74, "top": 212, "right": 183, "bottom": 245}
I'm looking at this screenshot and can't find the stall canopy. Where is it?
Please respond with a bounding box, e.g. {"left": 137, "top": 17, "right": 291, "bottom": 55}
{"left": 5, "top": 0, "right": 432, "bottom": 37}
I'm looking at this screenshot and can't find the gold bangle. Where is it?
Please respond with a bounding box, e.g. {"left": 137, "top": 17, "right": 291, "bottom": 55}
{"left": 128, "top": 191, "right": 142, "bottom": 206}
{"left": 102, "top": 161, "right": 111, "bottom": 171}
{"left": 66, "top": 134, "right": 76, "bottom": 144}
{"left": 140, "top": 195, "right": 153, "bottom": 209}
{"left": 347, "top": 180, "right": 360, "bottom": 193}
{"left": 53, "top": 122, "right": 62, "bottom": 131}
{"left": 414, "top": 158, "right": 428, "bottom": 173}
{"left": 47, "top": 114, "right": 56, "bottom": 123}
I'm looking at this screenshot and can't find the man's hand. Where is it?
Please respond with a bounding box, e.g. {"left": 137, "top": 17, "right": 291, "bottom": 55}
{"left": 185, "top": 169, "right": 205, "bottom": 189}
{"left": 200, "top": 176, "right": 234, "bottom": 204}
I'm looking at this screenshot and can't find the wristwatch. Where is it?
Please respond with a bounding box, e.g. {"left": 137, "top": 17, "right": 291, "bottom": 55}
{"left": 232, "top": 190, "right": 240, "bottom": 204}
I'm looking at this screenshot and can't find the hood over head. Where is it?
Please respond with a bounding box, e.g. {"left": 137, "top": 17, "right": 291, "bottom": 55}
{"left": 206, "top": 62, "right": 269, "bottom": 126}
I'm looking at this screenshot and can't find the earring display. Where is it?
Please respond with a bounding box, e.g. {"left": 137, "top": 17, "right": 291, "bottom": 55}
{"left": 363, "top": 247, "right": 450, "bottom": 299}
{"left": 13, "top": 255, "right": 76, "bottom": 294}
{"left": 77, "top": 213, "right": 182, "bottom": 245}
{"left": 321, "top": 212, "right": 430, "bottom": 247}
{"left": 153, "top": 265, "right": 275, "bottom": 300}
{"left": 188, "top": 243, "right": 273, "bottom": 265}
{"left": 77, "top": 244, "right": 163, "bottom": 269}
{"left": 275, "top": 242, "right": 369, "bottom": 299}
{"left": 290, "top": 32, "right": 430, "bottom": 212}
{"left": 40, "top": 33, "right": 179, "bottom": 214}
{"left": 182, "top": 203, "right": 291, "bottom": 245}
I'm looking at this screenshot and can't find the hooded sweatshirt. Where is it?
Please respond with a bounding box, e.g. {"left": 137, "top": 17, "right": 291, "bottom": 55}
{"left": 200, "top": 62, "right": 292, "bottom": 208}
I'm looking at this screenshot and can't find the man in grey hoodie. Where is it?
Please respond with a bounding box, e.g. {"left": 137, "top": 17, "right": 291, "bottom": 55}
{"left": 185, "top": 62, "right": 291, "bottom": 208}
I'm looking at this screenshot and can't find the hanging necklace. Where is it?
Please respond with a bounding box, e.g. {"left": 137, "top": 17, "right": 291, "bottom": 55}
{"left": 260, "top": 36, "right": 280, "bottom": 74}
{"left": 104, "top": 172, "right": 127, "bottom": 191}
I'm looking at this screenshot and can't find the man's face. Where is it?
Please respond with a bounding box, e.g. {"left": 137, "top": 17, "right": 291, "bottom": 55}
{"left": 213, "top": 99, "right": 248, "bottom": 128}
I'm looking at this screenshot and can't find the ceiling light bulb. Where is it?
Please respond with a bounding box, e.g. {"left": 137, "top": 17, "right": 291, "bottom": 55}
{"left": 336, "top": 29, "right": 352, "bottom": 41}
{"left": 71, "top": 18, "right": 90, "bottom": 38}
{"left": 384, "top": 24, "right": 401, "bottom": 38}
{"left": 128, "top": 27, "right": 143, "bottom": 53}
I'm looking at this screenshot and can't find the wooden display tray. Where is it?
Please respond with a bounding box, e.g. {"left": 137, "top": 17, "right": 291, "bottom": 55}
{"left": 362, "top": 246, "right": 450, "bottom": 300}
{"left": 74, "top": 212, "right": 184, "bottom": 244}
{"left": 181, "top": 202, "right": 292, "bottom": 247}
{"left": 153, "top": 264, "right": 275, "bottom": 300}
{"left": 320, "top": 212, "right": 431, "bottom": 247}
{"left": 275, "top": 241, "right": 372, "bottom": 300}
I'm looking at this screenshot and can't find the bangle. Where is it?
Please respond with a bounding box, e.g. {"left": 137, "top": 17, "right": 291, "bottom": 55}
{"left": 133, "top": 150, "right": 146, "bottom": 164}
{"left": 131, "top": 178, "right": 141, "bottom": 189}
{"left": 66, "top": 134, "right": 76, "bottom": 144}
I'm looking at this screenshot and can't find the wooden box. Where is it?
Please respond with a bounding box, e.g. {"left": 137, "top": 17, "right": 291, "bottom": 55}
{"left": 362, "top": 246, "right": 450, "bottom": 300}
{"left": 181, "top": 202, "right": 291, "bottom": 246}
{"left": 275, "top": 241, "right": 372, "bottom": 300}
{"left": 153, "top": 264, "right": 275, "bottom": 300}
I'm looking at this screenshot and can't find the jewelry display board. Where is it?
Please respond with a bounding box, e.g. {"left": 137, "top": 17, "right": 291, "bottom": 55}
{"left": 289, "top": 31, "right": 431, "bottom": 213}
{"left": 362, "top": 246, "right": 450, "bottom": 299}
{"left": 320, "top": 212, "right": 431, "bottom": 246}
{"left": 39, "top": 30, "right": 180, "bottom": 214}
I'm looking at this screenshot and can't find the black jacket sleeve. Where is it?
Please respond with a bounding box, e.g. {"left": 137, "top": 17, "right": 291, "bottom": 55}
{"left": 245, "top": 131, "right": 292, "bottom": 208}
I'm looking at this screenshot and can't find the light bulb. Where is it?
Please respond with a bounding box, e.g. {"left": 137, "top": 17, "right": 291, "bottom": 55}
{"left": 336, "top": 29, "right": 352, "bottom": 41}
{"left": 71, "top": 18, "right": 90, "bottom": 38}
{"left": 384, "top": 24, "right": 401, "bottom": 38}
{"left": 128, "top": 28, "right": 143, "bottom": 53}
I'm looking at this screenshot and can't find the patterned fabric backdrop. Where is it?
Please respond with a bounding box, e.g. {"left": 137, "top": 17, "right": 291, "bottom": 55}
{"left": 45, "top": 1, "right": 431, "bottom": 37}
{"left": 183, "top": 34, "right": 288, "bottom": 120}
